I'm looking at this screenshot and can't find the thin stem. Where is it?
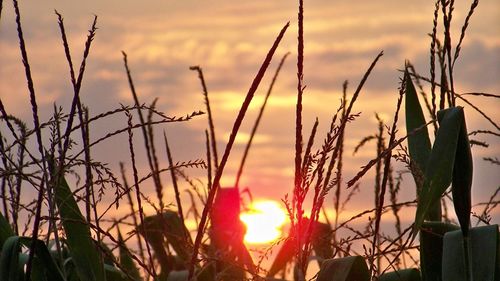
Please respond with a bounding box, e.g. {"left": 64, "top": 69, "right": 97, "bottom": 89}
{"left": 163, "top": 131, "right": 187, "bottom": 240}
{"left": 125, "top": 110, "right": 157, "bottom": 278}
{"left": 190, "top": 66, "right": 219, "bottom": 171}
{"left": 235, "top": 52, "right": 290, "bottom": 188}
{"left": 12, "top": 1, "right": 49, "bottom": 278}
{"left": 122, "top": 51, "right": 164, "bottom": 209}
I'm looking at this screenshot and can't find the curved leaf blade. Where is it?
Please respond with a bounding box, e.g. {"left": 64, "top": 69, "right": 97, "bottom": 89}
{"left": 118, "top": 228, "right": 141, "bottom": 281}
{"left": 379, "top": 268, "right": 421, "bottom": 281}
{"left": 0, "top": 236, "right": 22, "bottom": 281}
{"left": 18, "top": 237, "right": 65, "bottom": 281}
{"left": 451, "top": 113, "right": 473, "bottom": 237}
{"left": 420, "top": 222, "right": 459, "bottom": 281}
{"left": 404, "top": 71, "right": 440, "bottom": 221}
{"left": 0, "top": 212, "right": 14, "bottom": 250}
{"left": 442, "top": 225, "right": 499, "bottom": 281}
{"left": 404, "top": 70, "right": 432, "bottom": 183}
{"left": 51, "top": 168, "right": 105, "bottom": 281}
{"left": 413, "top": 107, "right": 464, "bottom": 236}
{"left": 317, "top": 256, "right": 370, "bottom": 281}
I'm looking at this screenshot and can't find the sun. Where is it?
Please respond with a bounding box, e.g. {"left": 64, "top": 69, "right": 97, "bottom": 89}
{"left": 240, "top": 200, "right": 288, "bottom": 244}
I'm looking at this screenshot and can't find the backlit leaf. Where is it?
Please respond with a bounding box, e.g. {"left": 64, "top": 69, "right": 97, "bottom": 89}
{"left": 413, "top": 107, "right": 464, "bottom": 236}
{"left": 316, "top": 256, "right": 370, "bottom": 281}
{"left": 404, "top": 70, "right": 440, "bottom": 221}
{"left": 0, "top": 212, "right": 14, "bottom": 250}
{"left": 0, "top": 236, "right": 22, "bottom": 281}
{"left": 379, "top": 268, "right": 421, "bottom": 281}
{"left": 450, "top": 112, "right": 473, "bottom": 237}
{"left": 50, "top": 162, "right": 105, "bottom": 281}
{"left": 442, "top": 225, "right": 499, "bottom": 281}
{"left": 420, "top": 222, "right": 459, "bottom": 281}
{"left": 118, "top": 228, "right": 141, "bottom": 281}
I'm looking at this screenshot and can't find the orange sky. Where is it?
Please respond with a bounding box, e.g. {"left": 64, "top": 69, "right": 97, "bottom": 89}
{"left": 0, "top": 0, "right": 499, "bottom": 241}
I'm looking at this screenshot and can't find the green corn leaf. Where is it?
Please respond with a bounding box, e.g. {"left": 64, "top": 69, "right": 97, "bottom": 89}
{"left": 117, "top": 228, "right": 141, "bottom": 281}
{"left": 0, "top": 236, "right": 22, "bottom": 281}
{"left": 379, "top": 268, "right": 421, "bottom": 281}
{"left": 450, "top": 112, "right": 473, "bottom": 237}
{"left": 404, "top": 70, "right": 431, "bottom": 185}
{"left": 442, "top": 225, "right": 499, "bottom": 281}
{"left": 50, "top": 164, "right": 105, "bottom": 281}
{"left": 404, "top": 70, "right": 440, "bottom": 221}
{"left": 18, "top": 237, "right": 65, "bottom": 281}
{"left": 104, "top": 263, "right": 129, "bottom": 281}
{"left": 0, "top": 212, "right": 14, "bottom": 250}
{"left": 420, "top": 222, "right": 459, "bottom": 281}
{"left": 31, "top": 256, "right": 49, "bottom": 281}
{"left": 413, "top": 107, "right": 464, "bottom": 237}
{"left": 316, "top": 256, "right": 370, "bottom": 281}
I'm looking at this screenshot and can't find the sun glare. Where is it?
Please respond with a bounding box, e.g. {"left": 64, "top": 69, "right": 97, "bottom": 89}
{"left": 240, "top": 200, "right": 288, "bottom": 244}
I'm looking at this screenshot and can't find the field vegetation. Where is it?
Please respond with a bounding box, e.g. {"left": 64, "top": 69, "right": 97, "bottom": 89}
{"left": 0, "top": 0, "right": 498, "bottom": 280}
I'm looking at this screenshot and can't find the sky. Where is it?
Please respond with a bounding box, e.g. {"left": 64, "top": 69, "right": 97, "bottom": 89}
{"left": 0, "top": 0, "right": 499, "bottom": 248}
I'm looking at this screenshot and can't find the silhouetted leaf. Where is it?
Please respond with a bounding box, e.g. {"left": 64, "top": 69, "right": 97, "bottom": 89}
{"left": 267, "top": 218, "right": 333, "bottom": 277}
{"left": 0, "top": 236, "right": 22, "bottom": 281}
{"left": 210, "top": 187, "right": 254, "bottom": 277}
{"left": 379, "top": 268, "right": 421, "bottom": 281}
{"left": 442, "top": 225, "right": 499, "bottom": 281}
{"left": 18, "top": 237, "right": 65, "bottom": 281}
{"left": 311, "top": 220, "right": 333, "bottom": 262}
{"left": 104, "top": 264, "right": 128, "bottom": 281}
{"left": 117, "top": 228, "right": 141, "bottom": 281}
{"left": 138, "top": 210, "right": 192, "bottom": 278}
{"left": 316, "top": 256, "right": 370, "bottom": 281}
{"left": 413, "top": 107, "right": 464, "bottom": 236}
{"left": 0, "top": 212, "right": 14, "bottom": 250}
{"left": 404, "top": 70, "right": 440, "bottom": 221}
{"left": 0, "top": 236, "right": 65, "bottom": 281}
{"left": 450, "top": 111, "right": 473, "bottom": 237}
{"left": 50, "top": 163, "right": 105, "bottom": 281}
{"left": 420, "top": 222, "right": 459, "bottom": 281}
{"left": 267, "top": 237, "right": 295, "bottom": 277}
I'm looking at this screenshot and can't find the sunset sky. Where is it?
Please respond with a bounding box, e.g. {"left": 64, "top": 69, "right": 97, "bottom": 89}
{"left": 0, "top": 0, "right": 499, "bottom": 240}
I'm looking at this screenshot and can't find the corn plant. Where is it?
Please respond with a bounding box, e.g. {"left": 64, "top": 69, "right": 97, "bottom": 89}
{"left": 1, "top": 0, "right": 498, "bottom": 281}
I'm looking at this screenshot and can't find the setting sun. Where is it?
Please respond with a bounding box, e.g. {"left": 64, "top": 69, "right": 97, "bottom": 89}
{"left": 240, "top": 200, "right": 288, "bottom": 244}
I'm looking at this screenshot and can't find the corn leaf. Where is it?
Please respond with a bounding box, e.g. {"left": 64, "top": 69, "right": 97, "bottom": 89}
{"left": 138, "top": 210, "right": 190, "bottom": 278}
{"left": 379, "top": 268, "right": 421, "bottom": 281}
{"left": 404, "top": 71, "right": 441, "bottom": 221}
{"left": 0, "top": 236, "right": 22, "bottom": 281}
{"left": 420, "top": 221, "right": 459, "bottom": 281}
{"left": 316, "top": 256, "right": 370, "bottom": 281}
{"left": 104, "top": 263, "right": 129, "bottom": 281}
{"left": 167, "top": 270, "right": 190, "bottom": 281}
{"left": 413, "top": 107, "right": 464, "bottom": 236}
{"left": 210, "top": 187, "right": 254, "bottom": 276}
{"left": 0, "top": 212, "right": 14, "bottom": 250}
{"left": 31, "top": 256, "right": 48, "bottom": 281}
{"left": 311, "top": 220, "right": 334, "bottom": 263}
{"left": 118, "top": 228, "right": 141, "bottom": 281}
{"left": 404, "top": 71, "right": 431, "bottom": 184}
{"left": 267, "top": 237, "right": 295, "bottom": 277}
{"left": 450, "top": 112, "right": 473, "bottom": 237}
{"left": 443, "top": 225, "right": 499, "bottom": 281}
{"left": 51, "top": 168, "right": 105, "bottom": 281}
{"left": 18, "top": 237, "right": 65, "bottom": 281}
